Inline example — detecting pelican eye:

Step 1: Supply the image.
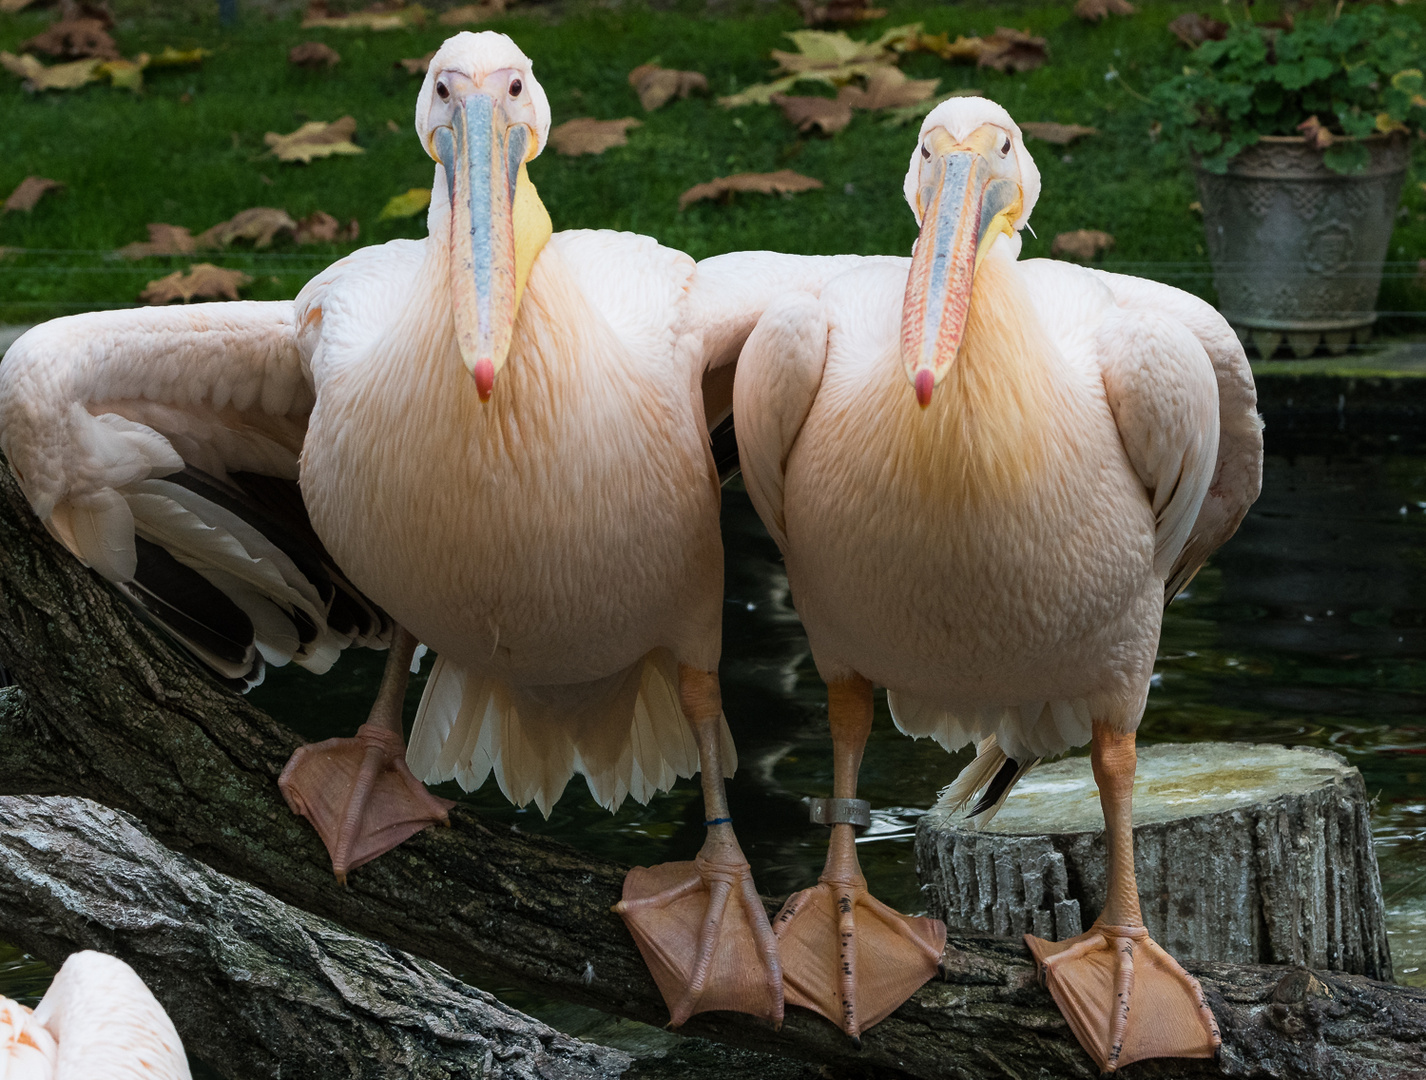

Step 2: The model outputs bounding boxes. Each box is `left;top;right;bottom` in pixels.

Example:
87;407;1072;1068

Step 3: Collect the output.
1001;137;1011;155
509;78;522;97
921;143;930;160
436;81;450;101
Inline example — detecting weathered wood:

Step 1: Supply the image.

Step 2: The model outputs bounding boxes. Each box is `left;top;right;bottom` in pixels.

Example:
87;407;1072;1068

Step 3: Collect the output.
0;793;631;1080
916;743;1393;981
0;463;1424;1078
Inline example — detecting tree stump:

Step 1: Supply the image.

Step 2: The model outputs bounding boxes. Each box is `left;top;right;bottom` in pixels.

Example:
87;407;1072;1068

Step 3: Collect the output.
915;743;1392;980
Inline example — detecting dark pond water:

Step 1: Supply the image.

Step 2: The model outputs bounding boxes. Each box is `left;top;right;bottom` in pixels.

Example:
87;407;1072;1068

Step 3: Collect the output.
3;410;1425;1048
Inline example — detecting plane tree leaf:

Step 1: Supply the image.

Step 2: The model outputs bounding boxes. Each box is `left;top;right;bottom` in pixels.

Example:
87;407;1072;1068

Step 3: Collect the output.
438;0;506;26
196;207;298;249
679;169;823;211
1;52;103;91
289;41;341;68
295;210;358;243
3;176;64;213
837;66;938;110
301;1;426;30
1051;229;1114;260
796;0;886;29
117;223;199;258
140;264;253;305
1168;12;1228;48
879;86;986;127
770;92;852;134
398;51;435;75
1020;121;1099;144
976;27;1048;73
147;46;211;67
1074;0;1136;22
379;187;431;219
264;116;364;163
547;117;641;156
20;17;119;61
628;63;707;111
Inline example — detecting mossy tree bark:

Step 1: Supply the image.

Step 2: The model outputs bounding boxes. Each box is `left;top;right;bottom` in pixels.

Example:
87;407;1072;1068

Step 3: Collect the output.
0;463;1422;1079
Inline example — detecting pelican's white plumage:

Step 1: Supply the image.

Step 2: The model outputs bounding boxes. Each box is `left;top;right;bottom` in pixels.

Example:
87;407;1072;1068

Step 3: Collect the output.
0;951;189;1079
734;97;1259;1058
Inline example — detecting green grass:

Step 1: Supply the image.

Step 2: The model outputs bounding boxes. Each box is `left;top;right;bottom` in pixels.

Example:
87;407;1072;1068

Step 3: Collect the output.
0;0;1423;324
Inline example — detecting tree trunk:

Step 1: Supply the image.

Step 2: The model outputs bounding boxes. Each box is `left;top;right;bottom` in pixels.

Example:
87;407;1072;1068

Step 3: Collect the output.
916;743;1393;980
0;464;1423;1079
0;793;632;1080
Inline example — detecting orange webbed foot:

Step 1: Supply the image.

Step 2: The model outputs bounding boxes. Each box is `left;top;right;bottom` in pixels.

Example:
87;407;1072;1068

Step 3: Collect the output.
615;854;784;1027
1026;923;1221;1074
279;722;456;883
773;878;945;1042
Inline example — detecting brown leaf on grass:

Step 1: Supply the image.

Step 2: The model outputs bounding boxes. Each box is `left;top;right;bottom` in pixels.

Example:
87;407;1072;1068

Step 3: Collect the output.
3;176;64;213
59;1;114;27
398;50;435;75
295;210;358;243
1020;121;1099;145
264;116;363;163
977;27;1047;73
1;51;103;91
117;223;198;258
1073;0;1136;22
1168;12;1228;48
20;18;119;60
0;0;44;11
548;117;642;156
770;93;852;134
140;263;253;305
196;207;298;249
438;0;505;26
837;66;938;110
628;64;708;111
679;169;823;211
1051;229;1114;261
795;0;886;27
301;0;425;30
289;41;341;68
1297;115;1334;150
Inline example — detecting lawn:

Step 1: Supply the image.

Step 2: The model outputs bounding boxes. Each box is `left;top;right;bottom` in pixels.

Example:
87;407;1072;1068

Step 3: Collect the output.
0;0;1423;328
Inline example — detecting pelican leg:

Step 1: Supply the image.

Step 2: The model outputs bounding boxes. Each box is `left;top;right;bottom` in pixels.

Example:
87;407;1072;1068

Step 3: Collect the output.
773;675;945;1043
279;628;455;883
1025;722;1221;1073
614;665;783;1027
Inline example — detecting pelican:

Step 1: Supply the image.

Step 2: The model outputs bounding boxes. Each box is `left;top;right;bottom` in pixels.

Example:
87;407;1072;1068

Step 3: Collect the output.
733;97;1261;1064
0;31;863;1026
0;951;189;1079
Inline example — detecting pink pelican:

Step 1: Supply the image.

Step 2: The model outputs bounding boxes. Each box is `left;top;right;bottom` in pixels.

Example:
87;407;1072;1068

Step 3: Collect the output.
0;31;861;1026
733;97;1261;1064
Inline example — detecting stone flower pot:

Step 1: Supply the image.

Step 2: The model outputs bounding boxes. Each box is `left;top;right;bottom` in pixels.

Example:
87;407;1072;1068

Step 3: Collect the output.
1194;134;1410;359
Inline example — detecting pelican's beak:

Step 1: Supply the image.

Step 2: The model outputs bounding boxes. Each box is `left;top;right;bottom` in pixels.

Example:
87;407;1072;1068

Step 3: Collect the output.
433;75;532;402
900;126;1021;408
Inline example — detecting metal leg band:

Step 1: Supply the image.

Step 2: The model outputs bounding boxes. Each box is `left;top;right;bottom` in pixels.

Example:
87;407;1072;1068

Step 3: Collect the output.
808;797;871;829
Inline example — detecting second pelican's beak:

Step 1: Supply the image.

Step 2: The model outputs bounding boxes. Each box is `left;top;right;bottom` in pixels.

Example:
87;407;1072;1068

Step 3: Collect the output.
433;76;532;402
900;126;1021;408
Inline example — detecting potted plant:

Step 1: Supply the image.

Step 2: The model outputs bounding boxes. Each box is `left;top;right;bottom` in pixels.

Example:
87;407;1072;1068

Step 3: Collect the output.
1153;3;1425;358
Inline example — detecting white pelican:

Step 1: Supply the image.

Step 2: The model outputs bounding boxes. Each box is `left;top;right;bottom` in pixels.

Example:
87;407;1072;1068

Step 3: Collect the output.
733;97;1261;1064
0;951;190;1079
0;31;863;1026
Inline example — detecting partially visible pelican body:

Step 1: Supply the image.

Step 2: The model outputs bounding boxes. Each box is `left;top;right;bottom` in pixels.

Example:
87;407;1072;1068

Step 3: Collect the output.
0;951;190;1079
734;98;1261;1064
0;32;863;1026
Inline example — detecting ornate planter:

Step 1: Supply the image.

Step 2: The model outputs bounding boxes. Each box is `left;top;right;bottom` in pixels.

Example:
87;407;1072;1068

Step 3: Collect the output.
1194;135;1409;358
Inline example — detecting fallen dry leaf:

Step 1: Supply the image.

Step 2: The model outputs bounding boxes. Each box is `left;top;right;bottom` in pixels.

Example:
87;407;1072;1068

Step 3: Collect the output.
679;169;823;211
295;210;358;243
97;54;144;91
1020;121;1099;145
1052;229;1114;261
301;0;425;30
438;0;505;25
837;66;938;110
117;223;199;258
1168;12;1228;48
772;28;891;76
265;116;363;163
770;93;852;134
4;176;64;213
977;27;1047;73
289;41;341;68
147;46;210;67
398;51;435;75
197;207;298;249
1297;115;1334;150
1;51;103;91
1073;0;1136;22
140;263;253;304
379;187;431;220
0;0;43;11
58;1;114;26
548;117;642;156
20;18;119;60
628;63;708;111
796;0;885;26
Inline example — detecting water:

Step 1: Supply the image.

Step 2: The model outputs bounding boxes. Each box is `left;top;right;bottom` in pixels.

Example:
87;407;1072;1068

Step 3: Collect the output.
3;415;1424;1037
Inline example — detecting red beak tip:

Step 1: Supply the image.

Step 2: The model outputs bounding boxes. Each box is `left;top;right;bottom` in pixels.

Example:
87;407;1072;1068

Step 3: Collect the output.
474;359;495;401
915;369;934;408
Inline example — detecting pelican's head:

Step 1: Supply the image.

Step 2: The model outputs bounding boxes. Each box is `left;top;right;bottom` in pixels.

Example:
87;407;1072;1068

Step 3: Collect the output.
899;98;1040;407
416;32;553;400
